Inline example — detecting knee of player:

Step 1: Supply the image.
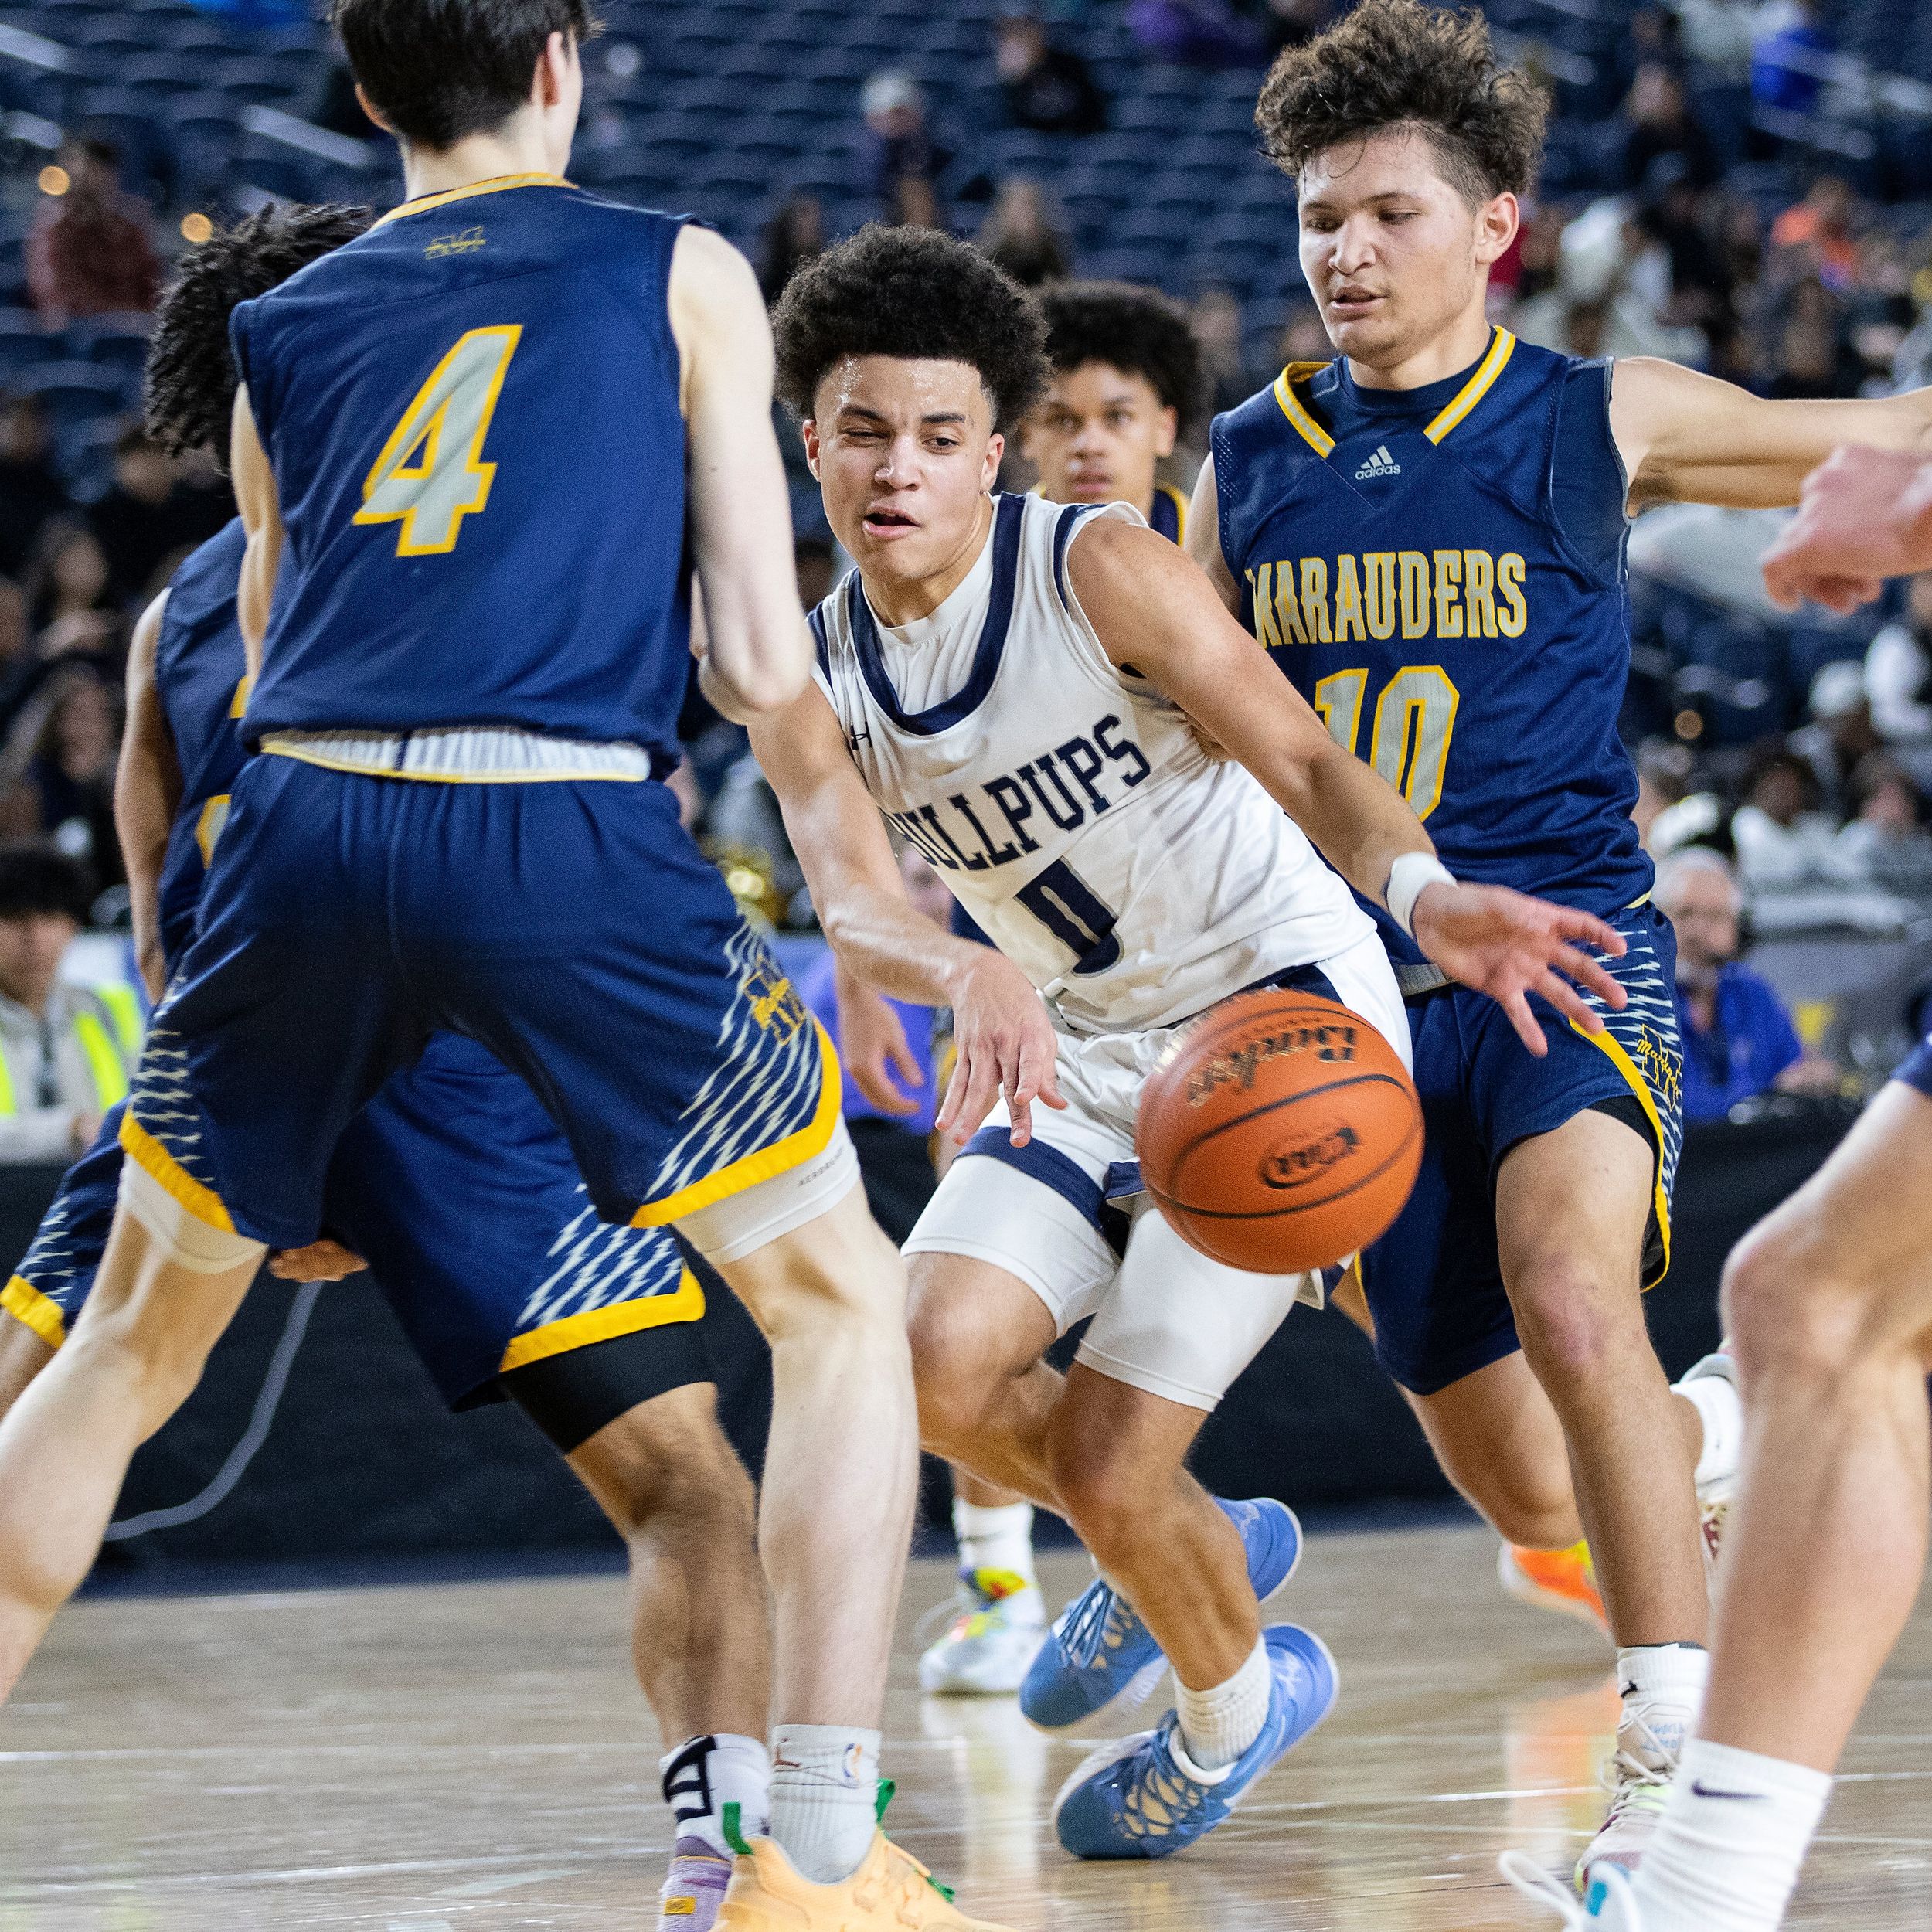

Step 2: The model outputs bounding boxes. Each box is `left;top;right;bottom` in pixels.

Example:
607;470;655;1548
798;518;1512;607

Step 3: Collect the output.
65;1306;209;1436
906;1288;1003;1450
1509;1262;1642;1389
1722;1223;1873;1384
1475;1480;1582;1552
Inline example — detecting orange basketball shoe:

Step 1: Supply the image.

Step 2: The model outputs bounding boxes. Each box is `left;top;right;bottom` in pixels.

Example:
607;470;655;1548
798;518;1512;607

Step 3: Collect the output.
1499;1539;1609;1639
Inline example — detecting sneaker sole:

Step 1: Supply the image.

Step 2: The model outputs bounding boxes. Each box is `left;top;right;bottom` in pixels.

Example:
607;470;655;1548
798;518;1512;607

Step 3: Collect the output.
1497;1543;1610;1638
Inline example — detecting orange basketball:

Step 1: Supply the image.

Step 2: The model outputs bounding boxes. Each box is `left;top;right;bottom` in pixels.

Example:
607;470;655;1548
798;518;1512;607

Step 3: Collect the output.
1136;989;1423;1274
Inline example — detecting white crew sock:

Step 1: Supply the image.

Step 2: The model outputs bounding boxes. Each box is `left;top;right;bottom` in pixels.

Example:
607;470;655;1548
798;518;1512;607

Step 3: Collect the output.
1175;1638;1272;1772
953;1498;1039;1590
1618;1642;1709;1766
1630;1737;1832;1932
768;1723;879;1885
1677;1359;1743;1493
660;1733;771;1857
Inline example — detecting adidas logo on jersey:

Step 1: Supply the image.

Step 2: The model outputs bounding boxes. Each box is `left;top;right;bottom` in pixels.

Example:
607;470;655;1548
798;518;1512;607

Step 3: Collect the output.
1354;444;1401;481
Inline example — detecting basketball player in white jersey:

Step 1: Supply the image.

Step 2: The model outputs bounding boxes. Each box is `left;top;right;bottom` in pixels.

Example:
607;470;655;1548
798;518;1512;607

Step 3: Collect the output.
753;224;1629;1860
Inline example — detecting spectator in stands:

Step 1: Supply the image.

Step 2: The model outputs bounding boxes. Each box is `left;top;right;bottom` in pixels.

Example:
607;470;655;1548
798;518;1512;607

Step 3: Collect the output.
89;427;230;609
1730;740;1838;892
0;397;72;582
22;525;124;674
1769;175;1858;291
26;137;162;329
1666;0;1757;81
1864;571;1932;764
5;670;124;891
1129;0;1264;68
1767;312;1854;400
798;845;951;1243
1790;658;1880;820
995;7;1108;137
1192;285;1261;414
1751;0;1831;118
1277;303;1332;366
976;179;1070;287
1833;753;1932;897
0;839;139;1162
759;194;825;306
1656;846;1838;1122
862;71;947;227
1621;63;1719;192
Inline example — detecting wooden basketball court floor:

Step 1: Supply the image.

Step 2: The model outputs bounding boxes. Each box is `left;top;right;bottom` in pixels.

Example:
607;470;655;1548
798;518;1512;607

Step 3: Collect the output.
2;1524;1928;1930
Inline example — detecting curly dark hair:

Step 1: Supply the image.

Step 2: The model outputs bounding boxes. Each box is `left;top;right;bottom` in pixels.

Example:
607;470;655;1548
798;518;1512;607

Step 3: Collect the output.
144;203;373;464
1036;281;1205;440
1255;0;1547;203
771;223;1049;434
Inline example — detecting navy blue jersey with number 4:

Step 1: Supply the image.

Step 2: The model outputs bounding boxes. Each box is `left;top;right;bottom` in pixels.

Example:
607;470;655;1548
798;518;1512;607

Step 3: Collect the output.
1213;328;1650;964
229;174;691;754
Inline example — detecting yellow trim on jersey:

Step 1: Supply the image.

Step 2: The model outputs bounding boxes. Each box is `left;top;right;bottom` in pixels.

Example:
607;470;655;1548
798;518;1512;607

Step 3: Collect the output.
2;1274;64;1348
631;1023;844;1228
229;675;252;719
260;743;647;785
373;172;575;228
1570;1019;1672;1285
119;1111;237;1235
1155;481;1189;544
498;1267;706;1375
1424;328;1516;444
1272;362;1335;457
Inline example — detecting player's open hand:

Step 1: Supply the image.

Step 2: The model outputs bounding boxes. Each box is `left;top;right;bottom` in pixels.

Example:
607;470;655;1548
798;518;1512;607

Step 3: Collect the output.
1762;444;1932;614
268;1239;369;1283
1410;883;1627;1058
937;948;1067;1149
833;971;924;1118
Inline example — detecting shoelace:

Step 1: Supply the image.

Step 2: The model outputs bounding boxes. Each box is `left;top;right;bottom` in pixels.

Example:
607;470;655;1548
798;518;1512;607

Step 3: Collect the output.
1498;1850;1592;1925
1056;1580;1139;1672
1598;1709;1676;1825
1118;1724;1216;1838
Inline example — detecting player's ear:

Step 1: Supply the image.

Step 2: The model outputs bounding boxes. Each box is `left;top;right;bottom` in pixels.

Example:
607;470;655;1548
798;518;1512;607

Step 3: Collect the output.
1473;190;1519;267
981;430;1005;494
1153;404;1179;461
352;83;393;138
533;30;575;110
801;418;821;480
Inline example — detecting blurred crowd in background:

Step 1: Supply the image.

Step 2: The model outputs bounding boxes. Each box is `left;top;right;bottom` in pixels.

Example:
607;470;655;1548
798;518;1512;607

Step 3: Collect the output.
6;0;1932;1124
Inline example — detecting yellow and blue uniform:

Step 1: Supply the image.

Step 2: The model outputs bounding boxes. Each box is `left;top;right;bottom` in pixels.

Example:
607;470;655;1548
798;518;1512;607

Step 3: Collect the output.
2;522;713;1447
120;176;836;1253
1148;480;1188;546
1213;330;1684;1396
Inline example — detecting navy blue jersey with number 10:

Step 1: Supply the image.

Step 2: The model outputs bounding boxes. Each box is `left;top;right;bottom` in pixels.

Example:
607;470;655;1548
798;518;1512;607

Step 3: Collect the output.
229;174;692;754
1212;328;1651;966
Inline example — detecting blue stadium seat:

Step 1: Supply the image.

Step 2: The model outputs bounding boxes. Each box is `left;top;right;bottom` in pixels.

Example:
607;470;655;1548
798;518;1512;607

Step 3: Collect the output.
70;315;151;379
0;309;57;383
16;360;128;428
213;56;296;104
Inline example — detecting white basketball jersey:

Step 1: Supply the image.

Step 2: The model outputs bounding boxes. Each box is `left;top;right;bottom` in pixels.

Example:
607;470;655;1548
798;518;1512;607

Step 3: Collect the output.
811;492;1374;1036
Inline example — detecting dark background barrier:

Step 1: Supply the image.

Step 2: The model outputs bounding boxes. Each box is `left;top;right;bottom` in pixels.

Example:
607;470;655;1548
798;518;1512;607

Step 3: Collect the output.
2;1104;1846;1579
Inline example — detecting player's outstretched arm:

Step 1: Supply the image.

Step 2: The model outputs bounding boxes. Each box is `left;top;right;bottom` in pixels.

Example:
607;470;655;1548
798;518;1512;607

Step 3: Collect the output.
1067;518;1628;1055
671;226;814;721
751;684;1064;1144
230;386;282;682
1760;444;1932;614
1611;356;1932;512
114;590;185;1002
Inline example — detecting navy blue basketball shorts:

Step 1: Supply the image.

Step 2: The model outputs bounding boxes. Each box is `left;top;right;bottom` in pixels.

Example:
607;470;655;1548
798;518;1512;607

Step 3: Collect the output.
1358;902;1685;1396
3;1037;716;1454
1895;1033;1932;1099
117;756;842;1253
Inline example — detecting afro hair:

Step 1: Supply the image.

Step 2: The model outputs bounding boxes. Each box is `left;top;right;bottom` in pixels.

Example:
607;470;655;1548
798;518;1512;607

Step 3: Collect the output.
144;202;373;464
771;223;1049;434
1036;280;1206;440
1256;0;1548;204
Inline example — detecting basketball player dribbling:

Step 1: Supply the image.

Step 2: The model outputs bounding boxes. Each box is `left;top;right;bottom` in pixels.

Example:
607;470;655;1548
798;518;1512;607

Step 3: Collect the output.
1505;455;1932;1929
756;222;1629;1861
1198;0;1932;1883
0;8;995;1927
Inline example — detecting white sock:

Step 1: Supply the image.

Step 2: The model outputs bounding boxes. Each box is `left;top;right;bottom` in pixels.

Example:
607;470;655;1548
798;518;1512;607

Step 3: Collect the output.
1677;1359;1743;1493
660;1733;770;1858
768;1723;879;1885
1175;1638;1272;1772
953;1498;1038;1590
1618;1643;1709;1765
1631;1737;1831;1932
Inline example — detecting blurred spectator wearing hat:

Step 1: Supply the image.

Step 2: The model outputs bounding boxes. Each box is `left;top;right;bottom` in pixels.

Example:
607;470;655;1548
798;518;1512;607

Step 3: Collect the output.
26;137;161;331
862;71;947;228
1656;847;1838;1123
996;8;1108;137
0;839;140;1162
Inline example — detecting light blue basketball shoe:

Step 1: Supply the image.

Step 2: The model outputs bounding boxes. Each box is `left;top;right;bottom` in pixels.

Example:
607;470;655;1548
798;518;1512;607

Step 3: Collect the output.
1051;1623;1338;1859
1019;1496;1302;1733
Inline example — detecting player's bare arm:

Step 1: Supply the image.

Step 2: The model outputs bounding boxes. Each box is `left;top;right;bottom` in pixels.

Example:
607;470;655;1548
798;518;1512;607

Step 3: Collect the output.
1068;515;1628;1055
1611;356;1932;512
671;224;815;722
750;684;1065;1146
230;385;282;682
114;590;182;1004
1185;454;1242;615
1761;444;1932;614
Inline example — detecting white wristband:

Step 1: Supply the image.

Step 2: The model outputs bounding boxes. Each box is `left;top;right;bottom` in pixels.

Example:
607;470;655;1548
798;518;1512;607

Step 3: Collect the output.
1386;852;1456;939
